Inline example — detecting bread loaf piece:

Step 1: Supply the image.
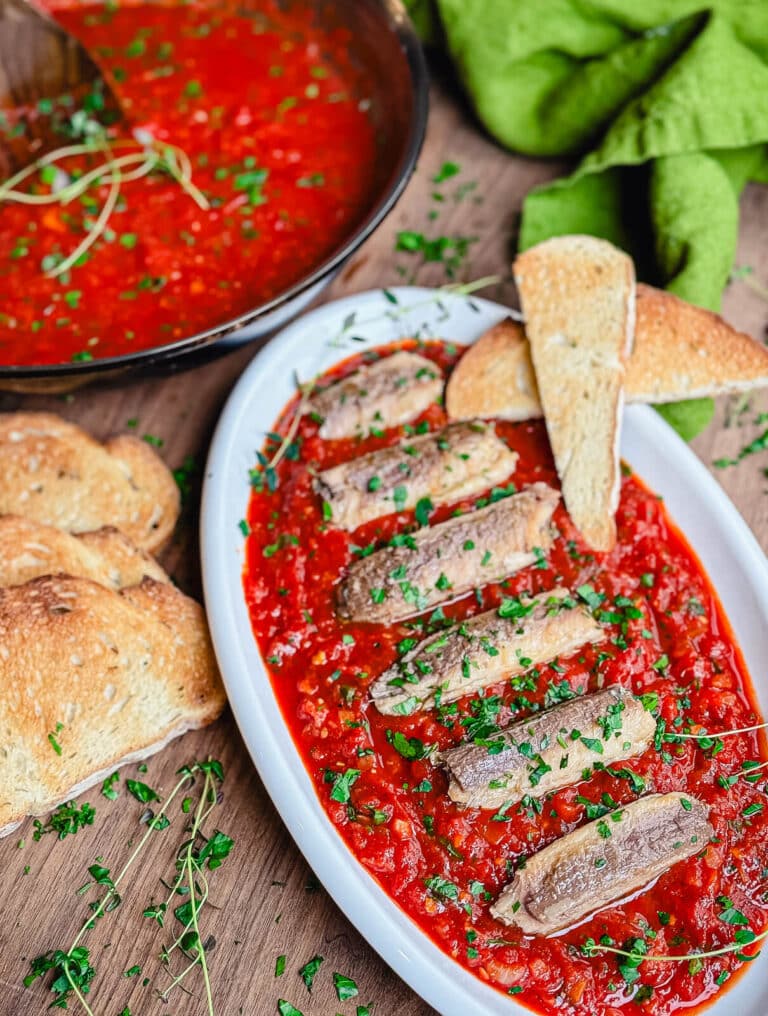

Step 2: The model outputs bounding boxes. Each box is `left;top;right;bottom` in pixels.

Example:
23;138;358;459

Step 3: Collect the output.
0;515;167;589
0;574;226;837
0;413;180;552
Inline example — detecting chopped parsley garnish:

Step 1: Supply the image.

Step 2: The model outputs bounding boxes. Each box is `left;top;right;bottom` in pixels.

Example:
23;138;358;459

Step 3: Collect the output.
333;972;359;1001
498;597;534;620
125;779;160;804
386;730;431;760
32;802;95;841
415;496;433;526
101;772;120;800
277;1002;304;1016
432;161;460;183
327;769;360;803
424;875;459;902
577;584;604;610
47;722;64;755
298;954;324;990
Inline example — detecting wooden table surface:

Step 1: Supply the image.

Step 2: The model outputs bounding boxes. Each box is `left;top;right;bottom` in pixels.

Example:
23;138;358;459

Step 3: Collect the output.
2;69;768;1016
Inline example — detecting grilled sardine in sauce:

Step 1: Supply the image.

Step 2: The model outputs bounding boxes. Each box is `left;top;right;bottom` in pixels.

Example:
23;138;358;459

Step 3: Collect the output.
337;482;559;624
370;587;604;714
315;421;518;531
308;350;444;440
439;686;655;809
492;793;713;935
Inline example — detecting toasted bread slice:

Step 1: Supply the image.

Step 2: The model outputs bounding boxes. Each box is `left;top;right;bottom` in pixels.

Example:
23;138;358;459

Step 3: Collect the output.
447;285;768;421
0;574;226;838
629;285;768;402
514;236;635;550
0;515;168;590
0;413;180;552
445;318;541;421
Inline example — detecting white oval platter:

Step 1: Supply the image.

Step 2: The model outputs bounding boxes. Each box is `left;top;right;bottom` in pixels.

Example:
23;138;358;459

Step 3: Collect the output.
201;286;768;1016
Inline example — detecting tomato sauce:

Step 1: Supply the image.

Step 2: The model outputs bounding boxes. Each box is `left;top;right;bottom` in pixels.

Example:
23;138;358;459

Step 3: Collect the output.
0;0;378;365
243;340;768;1015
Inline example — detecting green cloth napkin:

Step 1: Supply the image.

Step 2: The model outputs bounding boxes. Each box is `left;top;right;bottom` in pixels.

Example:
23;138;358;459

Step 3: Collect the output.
408;0;768;438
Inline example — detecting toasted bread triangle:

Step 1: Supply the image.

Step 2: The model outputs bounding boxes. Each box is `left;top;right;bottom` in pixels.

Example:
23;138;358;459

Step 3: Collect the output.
446;285;768;422
514;235;635;551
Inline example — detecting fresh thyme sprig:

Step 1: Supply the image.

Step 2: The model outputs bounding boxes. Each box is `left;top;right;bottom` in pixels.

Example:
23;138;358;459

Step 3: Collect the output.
24;759;229;1016
665;720;768;740
249;372;315;494
658;717;768;755
145;760;234;1012
327;275;511;350
584;925;767;970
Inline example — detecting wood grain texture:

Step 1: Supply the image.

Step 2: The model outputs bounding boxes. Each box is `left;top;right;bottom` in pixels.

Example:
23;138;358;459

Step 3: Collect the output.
0;70;767;1016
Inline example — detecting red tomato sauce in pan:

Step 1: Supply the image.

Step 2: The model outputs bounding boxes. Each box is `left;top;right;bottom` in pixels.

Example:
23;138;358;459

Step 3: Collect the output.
0;0;378;365
243;340;768;1015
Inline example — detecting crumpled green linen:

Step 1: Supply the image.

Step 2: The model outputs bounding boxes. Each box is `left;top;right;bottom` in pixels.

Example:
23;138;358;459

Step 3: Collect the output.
408;0;768;438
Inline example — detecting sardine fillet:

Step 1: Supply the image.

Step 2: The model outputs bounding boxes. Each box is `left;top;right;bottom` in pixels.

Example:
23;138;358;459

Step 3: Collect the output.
316;421;518;531
309;350;444;440
492;792;712;935
370;587;603;715
337;482;559;624
440;686;655;809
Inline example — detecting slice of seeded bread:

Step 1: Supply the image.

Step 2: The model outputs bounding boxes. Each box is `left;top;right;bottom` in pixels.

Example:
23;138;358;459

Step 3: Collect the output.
0;574;226;838
0;515;168;589
513;235;635;551
0;413;180;552
446;285;768;421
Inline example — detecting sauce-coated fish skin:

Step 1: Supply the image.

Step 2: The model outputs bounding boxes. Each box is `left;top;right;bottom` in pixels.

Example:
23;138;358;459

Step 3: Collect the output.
337;482;559;624
315;421;518;531
439;686;655;809
308;351;444;440
370;587;604;715
491;792;712;935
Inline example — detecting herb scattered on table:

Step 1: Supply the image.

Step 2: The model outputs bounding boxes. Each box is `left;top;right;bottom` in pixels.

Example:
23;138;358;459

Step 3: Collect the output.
32;801;95;842
125;778;160;803
395;229;477;282
101;772;120;800
333;972;359;1001
298;953;324;990
277;1001;304;1016
714;423;768;469
173;454;199;504
24;759;231;1016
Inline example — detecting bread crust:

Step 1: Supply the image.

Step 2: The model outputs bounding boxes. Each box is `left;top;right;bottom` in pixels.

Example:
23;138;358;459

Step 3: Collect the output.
0;413;180;552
